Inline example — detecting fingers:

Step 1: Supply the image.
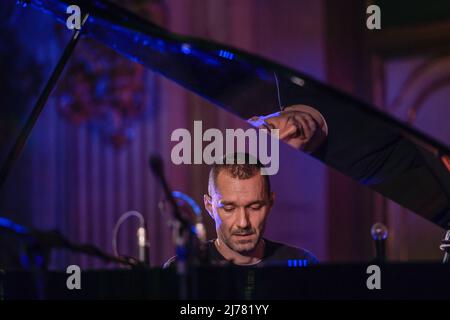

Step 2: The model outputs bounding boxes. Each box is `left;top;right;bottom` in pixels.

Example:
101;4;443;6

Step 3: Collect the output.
279;125;297;139
296;113;317;140
248;112;319;146
303;113;317;133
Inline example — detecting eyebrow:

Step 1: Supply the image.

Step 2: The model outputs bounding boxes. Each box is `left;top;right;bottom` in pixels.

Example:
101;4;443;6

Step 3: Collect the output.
246;200;267;207
219;200;267;207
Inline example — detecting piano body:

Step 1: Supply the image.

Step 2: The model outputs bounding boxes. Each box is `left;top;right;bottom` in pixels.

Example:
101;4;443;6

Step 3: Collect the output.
0;0;449;300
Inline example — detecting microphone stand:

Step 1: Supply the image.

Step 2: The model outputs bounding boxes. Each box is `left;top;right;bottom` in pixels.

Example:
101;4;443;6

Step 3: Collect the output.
149;155;194;300
0;217;140;299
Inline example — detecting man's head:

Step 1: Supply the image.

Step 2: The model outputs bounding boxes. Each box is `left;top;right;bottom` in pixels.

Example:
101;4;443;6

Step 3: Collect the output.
204;154;274;254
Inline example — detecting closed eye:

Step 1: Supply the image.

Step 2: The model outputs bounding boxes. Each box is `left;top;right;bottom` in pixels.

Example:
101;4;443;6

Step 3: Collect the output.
250;205;263;210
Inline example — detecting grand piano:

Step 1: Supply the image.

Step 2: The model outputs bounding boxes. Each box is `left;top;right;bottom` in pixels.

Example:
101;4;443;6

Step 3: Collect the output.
0;0;449;300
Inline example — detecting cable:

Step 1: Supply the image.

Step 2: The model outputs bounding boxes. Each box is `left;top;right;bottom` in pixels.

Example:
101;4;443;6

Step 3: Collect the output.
172;191;201;217
112;210;145;259
171;191;207;242
273;71;283;111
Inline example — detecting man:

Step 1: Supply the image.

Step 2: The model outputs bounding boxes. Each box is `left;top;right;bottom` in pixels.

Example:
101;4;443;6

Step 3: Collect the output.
164;153;317;268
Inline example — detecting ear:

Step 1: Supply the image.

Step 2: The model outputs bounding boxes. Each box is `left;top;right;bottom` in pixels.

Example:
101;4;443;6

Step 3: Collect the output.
204;194;214;219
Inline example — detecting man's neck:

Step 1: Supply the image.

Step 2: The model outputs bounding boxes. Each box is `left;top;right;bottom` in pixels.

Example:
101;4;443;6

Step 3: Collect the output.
214;238;265;266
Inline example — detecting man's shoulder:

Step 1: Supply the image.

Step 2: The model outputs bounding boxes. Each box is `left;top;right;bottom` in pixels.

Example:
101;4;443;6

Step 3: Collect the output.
163;239;318;268
264;239;318;266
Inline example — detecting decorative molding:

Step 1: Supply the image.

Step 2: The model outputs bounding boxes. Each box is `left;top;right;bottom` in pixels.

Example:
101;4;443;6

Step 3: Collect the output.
387;55;450;123
368;21;450;57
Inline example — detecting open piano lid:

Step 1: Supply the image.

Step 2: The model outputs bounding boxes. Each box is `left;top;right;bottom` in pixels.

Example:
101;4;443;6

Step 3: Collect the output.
24;0;450;227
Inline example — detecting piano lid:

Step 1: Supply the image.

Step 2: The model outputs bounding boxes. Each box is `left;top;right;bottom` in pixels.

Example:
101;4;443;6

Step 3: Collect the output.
24;0;450;227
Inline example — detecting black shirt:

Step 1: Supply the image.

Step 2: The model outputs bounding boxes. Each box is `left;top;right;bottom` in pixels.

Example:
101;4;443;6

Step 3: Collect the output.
163;238;318;268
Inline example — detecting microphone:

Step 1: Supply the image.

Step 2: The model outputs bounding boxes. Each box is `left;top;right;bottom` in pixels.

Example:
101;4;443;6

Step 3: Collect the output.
172;191;207;243
137;223;149;264
440;230;450;264
149;155;163;178
371;222;388;263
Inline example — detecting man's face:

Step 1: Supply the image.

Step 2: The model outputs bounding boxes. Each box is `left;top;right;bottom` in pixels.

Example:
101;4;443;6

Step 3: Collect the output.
248;109;319;151
204;171;274;253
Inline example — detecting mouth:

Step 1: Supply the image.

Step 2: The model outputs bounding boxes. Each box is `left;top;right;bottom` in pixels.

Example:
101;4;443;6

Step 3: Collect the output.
233;233;254;239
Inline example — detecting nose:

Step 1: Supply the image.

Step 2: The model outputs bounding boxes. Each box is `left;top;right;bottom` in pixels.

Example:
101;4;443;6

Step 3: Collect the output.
236;208;250;229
